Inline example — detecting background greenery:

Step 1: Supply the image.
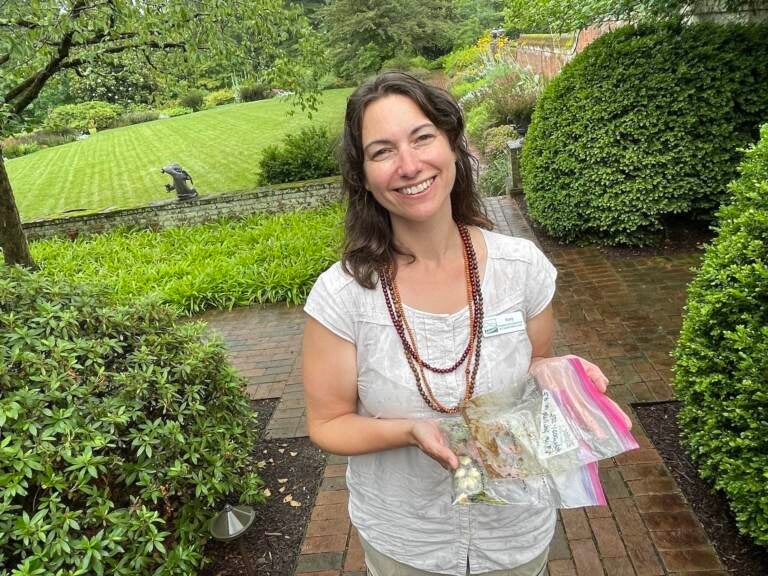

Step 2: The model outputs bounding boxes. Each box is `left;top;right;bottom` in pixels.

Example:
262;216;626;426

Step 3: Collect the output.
673;124;768;547
31;204;344;315
522;22;768;245
7;89;350;221
0;267;263;574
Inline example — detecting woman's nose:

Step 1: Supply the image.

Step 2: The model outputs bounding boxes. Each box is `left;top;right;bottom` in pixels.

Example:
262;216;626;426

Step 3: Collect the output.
397;147;422;178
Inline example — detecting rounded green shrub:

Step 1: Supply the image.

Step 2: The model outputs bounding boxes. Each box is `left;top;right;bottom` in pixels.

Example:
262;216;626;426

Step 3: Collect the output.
179;89;206;112
238;83;269;102
673;124;768;546
0;267;263;574
258;125;339;185
44;101;124;132
205;88;235;108
522;22;768;245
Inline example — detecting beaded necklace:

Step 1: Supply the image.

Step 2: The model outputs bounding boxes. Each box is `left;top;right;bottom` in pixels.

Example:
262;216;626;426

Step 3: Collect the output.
380;222;484;414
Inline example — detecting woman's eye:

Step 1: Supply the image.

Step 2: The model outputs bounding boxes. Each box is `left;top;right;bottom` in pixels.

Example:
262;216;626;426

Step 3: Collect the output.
415;133;435;145
371;148;392;160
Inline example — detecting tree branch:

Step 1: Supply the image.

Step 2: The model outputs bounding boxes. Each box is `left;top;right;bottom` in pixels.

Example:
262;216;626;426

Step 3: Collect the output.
60;40;187;70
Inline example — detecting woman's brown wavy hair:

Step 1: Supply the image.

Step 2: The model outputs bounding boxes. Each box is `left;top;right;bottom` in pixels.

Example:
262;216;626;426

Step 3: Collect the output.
340;71;492;289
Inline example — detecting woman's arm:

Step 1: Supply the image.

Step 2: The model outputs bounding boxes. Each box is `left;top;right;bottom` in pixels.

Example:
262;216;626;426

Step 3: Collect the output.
527;303;612;393
302;317;458;468
527;303;555;363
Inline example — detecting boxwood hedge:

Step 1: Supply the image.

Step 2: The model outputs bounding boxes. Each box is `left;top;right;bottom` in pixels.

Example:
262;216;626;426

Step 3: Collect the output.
673;124;768;546
522;22;768;245
0;268;264;574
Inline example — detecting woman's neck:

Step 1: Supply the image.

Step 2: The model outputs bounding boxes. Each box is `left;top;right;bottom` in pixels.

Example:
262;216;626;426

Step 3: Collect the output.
391;211;463;269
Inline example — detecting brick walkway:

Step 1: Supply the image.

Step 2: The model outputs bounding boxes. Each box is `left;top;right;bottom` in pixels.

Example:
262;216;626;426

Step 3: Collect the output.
203;196;723;576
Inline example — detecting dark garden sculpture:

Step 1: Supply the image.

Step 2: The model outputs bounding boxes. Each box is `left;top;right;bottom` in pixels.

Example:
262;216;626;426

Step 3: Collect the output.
161;163;198;200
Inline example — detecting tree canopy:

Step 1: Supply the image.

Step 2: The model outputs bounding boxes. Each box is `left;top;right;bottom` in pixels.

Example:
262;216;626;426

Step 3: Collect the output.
503;0;766;34
0;0;323;267
319;0;458;79
0;0;322;131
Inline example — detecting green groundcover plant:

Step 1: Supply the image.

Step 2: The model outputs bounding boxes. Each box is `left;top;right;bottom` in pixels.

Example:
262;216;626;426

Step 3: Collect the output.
0;266;264;575
673;124;768;546
522;22;768;246
32;204;344;315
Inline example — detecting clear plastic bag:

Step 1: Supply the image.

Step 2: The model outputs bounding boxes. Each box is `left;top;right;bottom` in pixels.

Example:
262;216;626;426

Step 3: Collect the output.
436;418;507;505
461;357;638;480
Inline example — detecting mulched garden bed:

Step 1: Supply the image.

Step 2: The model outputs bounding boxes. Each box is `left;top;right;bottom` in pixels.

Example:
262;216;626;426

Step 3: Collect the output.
201;399;327;576
514;195;714;256
634;401;768;575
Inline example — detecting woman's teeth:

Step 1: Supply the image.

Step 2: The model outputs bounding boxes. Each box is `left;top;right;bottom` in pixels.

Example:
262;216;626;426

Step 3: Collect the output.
399;177;434;196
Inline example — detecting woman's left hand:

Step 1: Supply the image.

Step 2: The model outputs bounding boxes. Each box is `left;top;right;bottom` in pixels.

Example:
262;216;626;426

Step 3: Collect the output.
576;356;609;392
532;355;632;430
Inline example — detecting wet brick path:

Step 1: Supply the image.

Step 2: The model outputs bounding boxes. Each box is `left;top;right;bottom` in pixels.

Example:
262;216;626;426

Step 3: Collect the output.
203;196;722;576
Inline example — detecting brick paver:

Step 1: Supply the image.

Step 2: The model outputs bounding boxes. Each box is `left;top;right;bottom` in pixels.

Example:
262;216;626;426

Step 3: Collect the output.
204;196;723;575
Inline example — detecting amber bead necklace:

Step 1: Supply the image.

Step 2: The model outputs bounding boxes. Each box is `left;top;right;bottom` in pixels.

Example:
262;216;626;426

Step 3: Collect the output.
380;222;484;414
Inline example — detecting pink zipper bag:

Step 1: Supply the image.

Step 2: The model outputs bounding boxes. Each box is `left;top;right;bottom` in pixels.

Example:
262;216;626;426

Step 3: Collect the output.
461;356;639;480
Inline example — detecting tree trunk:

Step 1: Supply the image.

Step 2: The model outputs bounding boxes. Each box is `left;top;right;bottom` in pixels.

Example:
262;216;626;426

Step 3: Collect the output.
0;148;36;269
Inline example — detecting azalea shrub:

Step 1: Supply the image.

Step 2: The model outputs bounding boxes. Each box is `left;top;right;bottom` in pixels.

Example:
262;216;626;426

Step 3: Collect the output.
0;267;264;574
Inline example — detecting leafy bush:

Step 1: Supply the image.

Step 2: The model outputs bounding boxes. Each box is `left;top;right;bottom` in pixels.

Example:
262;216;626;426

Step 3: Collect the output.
44;101;124;132
179;90;206;112
482;125;519;159
159;106;194;118
522;22;768;245
465;101;492;146
380;54;434;75
479;125;519;197
32;204;344;314
673;124;768;546
441;43;485;77
451;78;486;102
2;141;41;159
479;154;510;196
257;125;340;185
205;88;235;108
0;266;263;574
484;65;542;131
238;83;270;102
112;110;161;128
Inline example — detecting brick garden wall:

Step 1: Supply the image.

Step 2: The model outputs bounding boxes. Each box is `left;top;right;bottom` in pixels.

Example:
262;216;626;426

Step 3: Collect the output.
513;22;625;79
23;177;342;241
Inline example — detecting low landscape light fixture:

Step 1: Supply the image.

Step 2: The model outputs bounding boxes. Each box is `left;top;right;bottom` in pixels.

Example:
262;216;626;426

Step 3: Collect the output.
209;503;256;575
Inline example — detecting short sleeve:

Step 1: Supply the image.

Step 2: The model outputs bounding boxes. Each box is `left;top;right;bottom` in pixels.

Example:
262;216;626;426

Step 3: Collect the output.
304;265;355;343
524;243;557;318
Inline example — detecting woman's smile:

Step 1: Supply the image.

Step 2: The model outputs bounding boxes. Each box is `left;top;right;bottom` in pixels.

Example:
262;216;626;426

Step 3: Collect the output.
396;176;436;196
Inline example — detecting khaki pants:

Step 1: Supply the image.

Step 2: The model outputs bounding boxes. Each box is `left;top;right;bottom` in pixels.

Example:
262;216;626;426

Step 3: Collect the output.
360;537;549;576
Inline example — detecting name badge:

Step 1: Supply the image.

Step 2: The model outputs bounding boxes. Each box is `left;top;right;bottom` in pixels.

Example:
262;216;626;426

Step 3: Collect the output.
483;311;526;337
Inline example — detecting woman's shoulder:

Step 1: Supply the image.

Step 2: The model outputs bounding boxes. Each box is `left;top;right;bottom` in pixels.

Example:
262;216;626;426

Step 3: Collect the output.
482;228;544;265
311;261;374;305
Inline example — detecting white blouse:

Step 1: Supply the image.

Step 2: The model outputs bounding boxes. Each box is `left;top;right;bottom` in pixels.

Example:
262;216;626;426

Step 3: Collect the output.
304;229;559;575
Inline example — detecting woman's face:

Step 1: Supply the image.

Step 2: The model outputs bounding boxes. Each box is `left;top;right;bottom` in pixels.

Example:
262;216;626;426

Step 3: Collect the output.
361;94;456;225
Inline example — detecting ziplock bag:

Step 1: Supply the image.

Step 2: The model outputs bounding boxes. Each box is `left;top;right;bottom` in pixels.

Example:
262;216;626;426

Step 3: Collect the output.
438;413;608;507
437;417;560;507
436;417;508;505
462;356;638;480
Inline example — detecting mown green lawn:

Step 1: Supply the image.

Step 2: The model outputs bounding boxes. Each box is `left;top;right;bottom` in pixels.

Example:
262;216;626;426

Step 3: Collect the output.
8;88;352;222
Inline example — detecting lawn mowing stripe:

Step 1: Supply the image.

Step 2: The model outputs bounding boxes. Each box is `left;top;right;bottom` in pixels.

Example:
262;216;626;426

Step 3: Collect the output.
10;89;351;221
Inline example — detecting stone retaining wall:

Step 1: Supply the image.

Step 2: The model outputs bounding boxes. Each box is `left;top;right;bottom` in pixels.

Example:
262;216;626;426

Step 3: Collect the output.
23;177;342;241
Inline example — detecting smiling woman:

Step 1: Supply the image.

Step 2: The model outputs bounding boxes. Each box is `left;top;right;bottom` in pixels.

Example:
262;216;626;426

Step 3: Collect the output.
298;72;610;576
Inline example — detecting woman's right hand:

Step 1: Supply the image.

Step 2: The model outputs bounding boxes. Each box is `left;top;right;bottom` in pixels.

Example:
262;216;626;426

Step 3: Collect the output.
410;420;459;471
